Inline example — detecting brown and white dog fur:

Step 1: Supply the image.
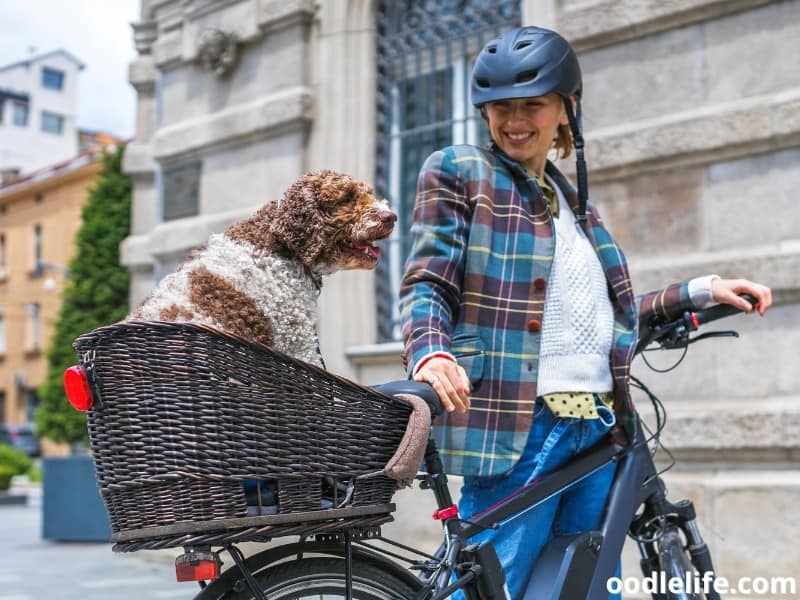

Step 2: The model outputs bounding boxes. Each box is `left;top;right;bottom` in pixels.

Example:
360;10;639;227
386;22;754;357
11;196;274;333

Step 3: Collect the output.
128;170;396;367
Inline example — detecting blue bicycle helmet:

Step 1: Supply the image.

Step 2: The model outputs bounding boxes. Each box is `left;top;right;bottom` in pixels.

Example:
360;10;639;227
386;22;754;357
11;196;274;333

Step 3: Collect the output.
471;27;590;221
471;26;582;107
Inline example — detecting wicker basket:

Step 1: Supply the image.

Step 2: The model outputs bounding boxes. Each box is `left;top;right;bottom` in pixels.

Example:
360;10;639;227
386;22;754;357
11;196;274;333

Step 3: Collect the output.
73;321;412;551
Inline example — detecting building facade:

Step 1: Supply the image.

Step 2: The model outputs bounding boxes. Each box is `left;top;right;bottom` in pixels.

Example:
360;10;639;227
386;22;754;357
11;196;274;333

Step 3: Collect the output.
0;150;106;455
124;0;799;585
0;50;84;177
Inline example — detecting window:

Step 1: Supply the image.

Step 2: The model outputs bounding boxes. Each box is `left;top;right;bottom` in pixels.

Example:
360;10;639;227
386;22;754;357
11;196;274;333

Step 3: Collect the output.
25;302;41;351
24;389;40;422
12;101;29;126
41;111;64;135
0;232;6;280
373;0;521;340
161;162;201;221
42;67;64;90
0;98;4;124
32;224;42;274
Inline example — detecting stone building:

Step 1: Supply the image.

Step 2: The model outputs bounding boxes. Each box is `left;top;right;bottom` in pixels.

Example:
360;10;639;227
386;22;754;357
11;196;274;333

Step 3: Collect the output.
124;0;799;588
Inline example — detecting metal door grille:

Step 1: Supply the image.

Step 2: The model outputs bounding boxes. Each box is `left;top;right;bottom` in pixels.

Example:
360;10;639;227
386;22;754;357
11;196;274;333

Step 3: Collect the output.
374;0;521;341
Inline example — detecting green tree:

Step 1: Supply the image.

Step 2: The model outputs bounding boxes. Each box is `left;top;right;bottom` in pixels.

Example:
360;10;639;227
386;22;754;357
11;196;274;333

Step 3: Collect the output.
36;147;131;447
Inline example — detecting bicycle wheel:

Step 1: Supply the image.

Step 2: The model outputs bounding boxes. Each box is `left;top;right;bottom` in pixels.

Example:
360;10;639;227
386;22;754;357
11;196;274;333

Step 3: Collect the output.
657;526;705;600
221;556;419;600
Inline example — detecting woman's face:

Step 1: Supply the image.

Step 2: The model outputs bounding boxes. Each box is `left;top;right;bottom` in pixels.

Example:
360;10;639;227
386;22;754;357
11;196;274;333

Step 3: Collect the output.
484;93;569;173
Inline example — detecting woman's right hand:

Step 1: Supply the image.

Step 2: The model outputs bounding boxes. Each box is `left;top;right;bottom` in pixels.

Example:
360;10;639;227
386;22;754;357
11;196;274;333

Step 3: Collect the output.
414;356;472;413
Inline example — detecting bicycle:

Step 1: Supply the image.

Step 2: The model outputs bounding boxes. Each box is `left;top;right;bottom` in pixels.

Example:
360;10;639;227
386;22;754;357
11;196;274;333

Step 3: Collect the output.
62;295;757;600
173;294;757;600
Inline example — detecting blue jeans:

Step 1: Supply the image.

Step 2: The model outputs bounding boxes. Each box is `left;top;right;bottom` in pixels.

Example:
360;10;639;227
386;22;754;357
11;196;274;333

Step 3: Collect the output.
457;396;621;600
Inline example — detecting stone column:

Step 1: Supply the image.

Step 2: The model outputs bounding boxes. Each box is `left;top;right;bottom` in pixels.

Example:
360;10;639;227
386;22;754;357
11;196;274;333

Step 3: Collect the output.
123;17;159;307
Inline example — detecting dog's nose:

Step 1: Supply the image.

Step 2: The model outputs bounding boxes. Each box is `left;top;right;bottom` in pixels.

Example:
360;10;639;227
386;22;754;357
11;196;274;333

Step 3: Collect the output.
379;210;397;225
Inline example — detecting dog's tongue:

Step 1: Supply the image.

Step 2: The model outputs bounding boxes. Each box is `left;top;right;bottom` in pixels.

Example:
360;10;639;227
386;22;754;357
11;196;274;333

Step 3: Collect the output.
354;242;381;259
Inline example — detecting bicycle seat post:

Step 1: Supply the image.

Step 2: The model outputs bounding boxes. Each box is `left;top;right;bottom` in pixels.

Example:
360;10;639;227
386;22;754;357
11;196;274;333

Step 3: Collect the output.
422;438;455;511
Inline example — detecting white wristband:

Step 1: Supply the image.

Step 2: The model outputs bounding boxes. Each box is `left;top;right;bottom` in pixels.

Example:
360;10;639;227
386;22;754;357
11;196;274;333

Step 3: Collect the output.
688;274;720;309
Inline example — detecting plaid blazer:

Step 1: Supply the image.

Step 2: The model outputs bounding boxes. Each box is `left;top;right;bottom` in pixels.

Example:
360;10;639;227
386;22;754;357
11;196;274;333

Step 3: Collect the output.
400;144;697;477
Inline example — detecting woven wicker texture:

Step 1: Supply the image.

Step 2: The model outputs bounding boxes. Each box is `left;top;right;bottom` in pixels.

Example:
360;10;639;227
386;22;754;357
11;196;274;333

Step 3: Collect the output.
73;321;411;549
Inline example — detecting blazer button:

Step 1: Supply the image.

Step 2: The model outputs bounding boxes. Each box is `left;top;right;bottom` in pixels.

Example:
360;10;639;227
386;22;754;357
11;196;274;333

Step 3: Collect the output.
533;277;546;290
527;319;541;332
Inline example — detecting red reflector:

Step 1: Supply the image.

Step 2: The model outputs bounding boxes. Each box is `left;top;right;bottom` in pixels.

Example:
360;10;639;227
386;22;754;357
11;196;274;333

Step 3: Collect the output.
63;366;94;411
175;551;221;582
690;312;701;329
433;505;459;521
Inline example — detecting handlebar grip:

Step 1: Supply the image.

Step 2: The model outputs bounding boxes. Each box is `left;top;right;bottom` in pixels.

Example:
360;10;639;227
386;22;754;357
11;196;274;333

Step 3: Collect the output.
692;293;757;326
371;380;444;418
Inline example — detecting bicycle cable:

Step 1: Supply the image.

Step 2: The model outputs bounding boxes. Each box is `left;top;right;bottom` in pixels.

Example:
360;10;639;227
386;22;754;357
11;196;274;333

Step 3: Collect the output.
630;374;676;479
640;342;689;373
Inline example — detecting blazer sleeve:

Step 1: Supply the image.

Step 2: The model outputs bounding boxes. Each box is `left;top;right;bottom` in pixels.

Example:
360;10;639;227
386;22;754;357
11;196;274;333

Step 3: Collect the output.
635;281;697;333
399;149;473;374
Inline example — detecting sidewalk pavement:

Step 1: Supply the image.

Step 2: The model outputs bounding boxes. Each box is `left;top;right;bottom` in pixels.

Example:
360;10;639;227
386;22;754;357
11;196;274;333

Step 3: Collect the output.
0;483;197;599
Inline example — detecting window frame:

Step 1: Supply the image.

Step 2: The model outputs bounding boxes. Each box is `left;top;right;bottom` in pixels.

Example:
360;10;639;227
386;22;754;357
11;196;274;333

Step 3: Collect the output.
25;302;41;352
41;66;65;91
32;223;43;274
0;232;6;281
41;110;65;135
12;100;29;127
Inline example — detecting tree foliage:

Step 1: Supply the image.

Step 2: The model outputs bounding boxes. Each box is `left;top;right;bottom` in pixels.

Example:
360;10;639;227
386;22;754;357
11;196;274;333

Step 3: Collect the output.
36;147;132;446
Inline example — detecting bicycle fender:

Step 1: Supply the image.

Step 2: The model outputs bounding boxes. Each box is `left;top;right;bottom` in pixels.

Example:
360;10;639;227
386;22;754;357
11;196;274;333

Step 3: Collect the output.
192;540;421;599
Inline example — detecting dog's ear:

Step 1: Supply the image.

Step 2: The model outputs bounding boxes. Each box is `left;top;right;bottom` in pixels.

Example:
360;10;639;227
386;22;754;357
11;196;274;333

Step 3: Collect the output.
268;178;326;266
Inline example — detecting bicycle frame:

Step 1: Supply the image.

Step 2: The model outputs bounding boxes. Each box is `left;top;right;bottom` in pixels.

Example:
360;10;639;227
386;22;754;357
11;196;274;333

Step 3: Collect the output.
415;413;719;600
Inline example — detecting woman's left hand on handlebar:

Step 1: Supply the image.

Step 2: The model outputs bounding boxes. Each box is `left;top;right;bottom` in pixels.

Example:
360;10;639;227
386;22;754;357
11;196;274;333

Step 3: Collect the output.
711;278;772;315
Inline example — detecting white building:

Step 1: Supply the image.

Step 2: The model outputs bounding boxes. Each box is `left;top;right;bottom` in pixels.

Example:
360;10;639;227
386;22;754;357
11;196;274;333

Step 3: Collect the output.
0;50;84;177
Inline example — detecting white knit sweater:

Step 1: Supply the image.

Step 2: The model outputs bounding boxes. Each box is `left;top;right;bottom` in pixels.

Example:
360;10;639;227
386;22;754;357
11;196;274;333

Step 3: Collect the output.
536;174;615;396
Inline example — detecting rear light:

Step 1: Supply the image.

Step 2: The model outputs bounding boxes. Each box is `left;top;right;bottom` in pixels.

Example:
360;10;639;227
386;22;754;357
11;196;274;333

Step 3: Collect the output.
433;504;459;521
175;550;221;582
63;366;94;411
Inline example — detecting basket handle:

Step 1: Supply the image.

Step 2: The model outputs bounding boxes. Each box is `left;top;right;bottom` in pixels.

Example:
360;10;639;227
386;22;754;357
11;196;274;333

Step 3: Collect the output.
380;393;431;483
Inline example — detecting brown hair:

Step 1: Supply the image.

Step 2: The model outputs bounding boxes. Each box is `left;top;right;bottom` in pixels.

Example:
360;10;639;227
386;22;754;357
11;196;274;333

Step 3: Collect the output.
553;123;573;159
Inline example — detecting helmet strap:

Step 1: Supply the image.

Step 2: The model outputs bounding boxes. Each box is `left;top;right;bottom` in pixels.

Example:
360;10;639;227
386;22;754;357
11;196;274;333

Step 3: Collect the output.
563;98;588;222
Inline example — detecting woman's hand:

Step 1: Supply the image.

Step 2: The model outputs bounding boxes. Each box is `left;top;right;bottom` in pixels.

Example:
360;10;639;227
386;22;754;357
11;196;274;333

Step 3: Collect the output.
414;356;472;413
711;278;772;316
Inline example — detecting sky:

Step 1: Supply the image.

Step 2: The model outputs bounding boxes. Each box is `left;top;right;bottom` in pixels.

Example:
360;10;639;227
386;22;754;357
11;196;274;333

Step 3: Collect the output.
0;0;141;139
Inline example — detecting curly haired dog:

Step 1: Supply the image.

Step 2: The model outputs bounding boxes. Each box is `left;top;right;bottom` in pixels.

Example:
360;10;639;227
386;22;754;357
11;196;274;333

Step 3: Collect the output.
129;170;396;367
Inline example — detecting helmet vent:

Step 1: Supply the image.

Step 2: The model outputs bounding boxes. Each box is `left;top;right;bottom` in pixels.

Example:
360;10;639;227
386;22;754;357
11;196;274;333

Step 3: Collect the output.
475;77;490;88
516;70;538;83
487;45;498;54
514;41;532;51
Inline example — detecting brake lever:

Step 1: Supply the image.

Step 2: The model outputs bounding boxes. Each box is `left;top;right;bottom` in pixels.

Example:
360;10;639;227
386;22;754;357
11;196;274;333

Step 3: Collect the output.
686;330;739;345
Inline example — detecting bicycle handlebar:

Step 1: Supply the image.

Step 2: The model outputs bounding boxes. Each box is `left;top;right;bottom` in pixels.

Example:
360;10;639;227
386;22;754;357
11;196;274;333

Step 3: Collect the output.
636;293;757;355
692;293;757;326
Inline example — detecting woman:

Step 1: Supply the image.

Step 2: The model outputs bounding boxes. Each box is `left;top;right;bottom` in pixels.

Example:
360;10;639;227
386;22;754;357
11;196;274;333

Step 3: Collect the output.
399;26;772;599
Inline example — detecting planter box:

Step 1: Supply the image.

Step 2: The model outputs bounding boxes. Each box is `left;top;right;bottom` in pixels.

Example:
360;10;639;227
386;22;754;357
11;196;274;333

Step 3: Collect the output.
42;456;111;541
